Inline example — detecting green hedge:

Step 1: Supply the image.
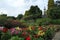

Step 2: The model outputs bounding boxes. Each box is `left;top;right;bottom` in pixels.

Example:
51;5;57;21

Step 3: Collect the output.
36;18;51;26
50;19;60;24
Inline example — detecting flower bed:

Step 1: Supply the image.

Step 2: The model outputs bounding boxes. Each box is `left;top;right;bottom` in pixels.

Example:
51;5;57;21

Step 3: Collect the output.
0;26;55;40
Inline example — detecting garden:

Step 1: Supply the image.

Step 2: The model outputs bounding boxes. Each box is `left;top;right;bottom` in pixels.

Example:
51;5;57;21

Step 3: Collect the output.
0;25;58;40
0;0;60;40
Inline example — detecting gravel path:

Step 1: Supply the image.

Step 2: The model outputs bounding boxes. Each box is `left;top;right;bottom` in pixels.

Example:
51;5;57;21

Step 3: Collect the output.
52;31;60;40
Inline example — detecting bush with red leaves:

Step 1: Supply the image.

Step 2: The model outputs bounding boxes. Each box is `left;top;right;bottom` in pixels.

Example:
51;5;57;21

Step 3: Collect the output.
4;20;27;29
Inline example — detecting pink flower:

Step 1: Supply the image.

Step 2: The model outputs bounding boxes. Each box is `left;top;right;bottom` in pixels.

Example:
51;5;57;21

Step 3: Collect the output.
10;28;15;34
15;30;19;34
0;27;4;31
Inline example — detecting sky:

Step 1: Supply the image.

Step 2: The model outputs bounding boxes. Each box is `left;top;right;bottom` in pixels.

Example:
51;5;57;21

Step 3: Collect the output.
0;0;57;17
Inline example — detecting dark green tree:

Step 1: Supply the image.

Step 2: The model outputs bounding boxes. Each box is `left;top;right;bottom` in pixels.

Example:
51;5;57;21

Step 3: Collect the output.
0;14;7;26
24;5;42;20
7;16;16;20
17;14;23;20
47;7;60;19
24;11;29;16
0;14;7;17
47;0;60;19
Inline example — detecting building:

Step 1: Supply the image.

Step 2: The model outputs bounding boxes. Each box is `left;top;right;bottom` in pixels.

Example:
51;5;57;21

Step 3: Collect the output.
56;0;60;6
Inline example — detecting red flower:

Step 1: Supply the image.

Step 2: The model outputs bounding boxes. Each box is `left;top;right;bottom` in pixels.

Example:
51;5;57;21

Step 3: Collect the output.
38;27;43;30
3;28;8;33
25;36;31;40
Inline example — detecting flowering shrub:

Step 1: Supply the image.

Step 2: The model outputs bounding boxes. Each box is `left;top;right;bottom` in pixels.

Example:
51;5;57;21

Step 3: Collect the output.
0;26;55;40
4;20;27;29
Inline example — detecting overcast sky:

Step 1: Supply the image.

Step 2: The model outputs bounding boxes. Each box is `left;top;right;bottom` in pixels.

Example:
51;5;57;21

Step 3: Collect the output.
0;0;57;17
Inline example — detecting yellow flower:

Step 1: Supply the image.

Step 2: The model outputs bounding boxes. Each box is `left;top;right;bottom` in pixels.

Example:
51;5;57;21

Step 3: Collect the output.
38;30;45;36
28;26;32;30
15;27;20;30
40;32;45;36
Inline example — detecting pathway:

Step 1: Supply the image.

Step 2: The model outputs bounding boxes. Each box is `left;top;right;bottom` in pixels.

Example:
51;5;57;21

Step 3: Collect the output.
52;31;60;40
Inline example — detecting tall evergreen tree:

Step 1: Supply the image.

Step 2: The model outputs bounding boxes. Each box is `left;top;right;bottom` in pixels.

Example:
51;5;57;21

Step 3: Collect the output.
47;0;60;19
47;0;55;18
48;0;54;9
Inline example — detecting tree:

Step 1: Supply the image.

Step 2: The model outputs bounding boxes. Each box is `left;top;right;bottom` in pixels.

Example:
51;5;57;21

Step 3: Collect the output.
47;0;56;18
47;7;60;19
47;0;60;19
24;11;29;16
48;0;54;9
0;15;7;26
24;5;42;20
7;16;16;20
17;14;23;20
0;14;7;17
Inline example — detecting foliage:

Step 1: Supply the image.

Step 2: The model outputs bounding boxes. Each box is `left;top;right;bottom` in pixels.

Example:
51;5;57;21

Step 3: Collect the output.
0;25;56;40
10;36;20;40
36;18;51;26
4;20;27;28
0;15;7;26
47;0;60;19
0;14;7;17
44;28;55;40
7;16;16;20
47;0;55;19
24;5;42;20
47;7;60;19
17;14;23;20
10;36;25;40
50;19;60;24
48;0;54;9
1;31;11;40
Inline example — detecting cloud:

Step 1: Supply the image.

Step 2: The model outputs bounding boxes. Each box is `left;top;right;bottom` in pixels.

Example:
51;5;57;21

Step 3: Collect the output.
3;0;25;7
0;8;8;14
0;0;48;17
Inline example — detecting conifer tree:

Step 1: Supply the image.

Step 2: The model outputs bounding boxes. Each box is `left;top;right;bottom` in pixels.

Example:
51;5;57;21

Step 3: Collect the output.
48;0;54;9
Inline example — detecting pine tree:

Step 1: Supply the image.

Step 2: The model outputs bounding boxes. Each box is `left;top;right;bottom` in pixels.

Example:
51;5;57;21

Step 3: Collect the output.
48;0;54;9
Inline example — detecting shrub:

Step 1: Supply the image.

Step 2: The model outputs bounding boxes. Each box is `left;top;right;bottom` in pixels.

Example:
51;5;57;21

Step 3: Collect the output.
36;18;51;26
47;7;60;19
10;36;25;40
4;20;27;29
44;28;55;40
50;19;60;24
1;31;11;40
10;36;19;40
